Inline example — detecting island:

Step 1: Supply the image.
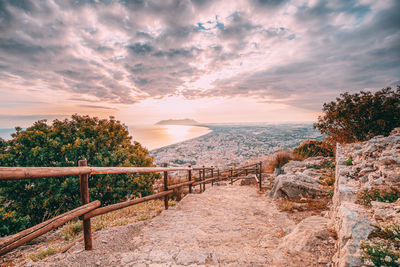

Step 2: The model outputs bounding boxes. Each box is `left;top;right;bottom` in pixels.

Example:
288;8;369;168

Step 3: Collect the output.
155;119;199;126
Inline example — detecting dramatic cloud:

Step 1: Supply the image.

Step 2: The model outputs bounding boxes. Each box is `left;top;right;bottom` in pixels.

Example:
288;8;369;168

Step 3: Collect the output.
0;0;399;120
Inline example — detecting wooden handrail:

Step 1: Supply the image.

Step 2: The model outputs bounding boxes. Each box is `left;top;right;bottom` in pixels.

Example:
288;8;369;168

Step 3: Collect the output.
0;166;193;180
83;191;173;220
0;201;100;256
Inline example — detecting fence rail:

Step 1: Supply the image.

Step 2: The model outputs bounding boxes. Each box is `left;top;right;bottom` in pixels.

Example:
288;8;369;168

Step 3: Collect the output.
0;161;263;256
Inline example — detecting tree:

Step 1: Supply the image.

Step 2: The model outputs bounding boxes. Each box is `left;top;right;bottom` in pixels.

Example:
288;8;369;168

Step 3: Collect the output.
314;86;400;144
0;115;160;236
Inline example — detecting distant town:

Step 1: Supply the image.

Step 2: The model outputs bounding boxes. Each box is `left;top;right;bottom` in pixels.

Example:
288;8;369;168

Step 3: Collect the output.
151;124;323;168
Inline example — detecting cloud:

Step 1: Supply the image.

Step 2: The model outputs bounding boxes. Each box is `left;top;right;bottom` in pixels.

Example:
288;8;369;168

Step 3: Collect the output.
78;104;118;110
0;0;398;113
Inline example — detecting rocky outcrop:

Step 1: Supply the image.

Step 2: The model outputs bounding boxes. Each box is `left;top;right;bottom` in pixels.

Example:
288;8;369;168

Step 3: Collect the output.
272;216;335;266
331;128;400;267
278;216;330;252
267;156;333;199
283;156;332;179
269;173;326;199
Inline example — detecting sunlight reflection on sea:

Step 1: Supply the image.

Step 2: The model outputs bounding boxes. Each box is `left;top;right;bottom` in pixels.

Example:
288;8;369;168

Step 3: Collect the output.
128;125;211;151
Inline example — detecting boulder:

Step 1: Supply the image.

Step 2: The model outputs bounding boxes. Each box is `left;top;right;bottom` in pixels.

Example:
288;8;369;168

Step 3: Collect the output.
240;175;257;185
269;173;326;199
332;203;377;267
278;216;330;252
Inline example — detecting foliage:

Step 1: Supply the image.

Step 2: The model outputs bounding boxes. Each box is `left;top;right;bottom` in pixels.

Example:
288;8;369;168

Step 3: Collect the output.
314;86;400;144
357;187;400;206
360;222;400;266
321;174;335;186
307;159;335;170
293;139;334;159
0;115;160;236
0;206;30;236
343;157;353;166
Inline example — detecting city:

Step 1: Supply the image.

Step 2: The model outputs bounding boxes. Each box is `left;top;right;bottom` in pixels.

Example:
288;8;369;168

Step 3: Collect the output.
151;123;323;168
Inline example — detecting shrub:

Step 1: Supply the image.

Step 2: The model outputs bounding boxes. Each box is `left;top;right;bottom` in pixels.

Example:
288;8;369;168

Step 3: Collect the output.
0;206;30;235
343;157;353;166
293;139;334;159
264;151;292;173
357;186;400;206
360;222;400;266
0;115;160;236
314;86;400;144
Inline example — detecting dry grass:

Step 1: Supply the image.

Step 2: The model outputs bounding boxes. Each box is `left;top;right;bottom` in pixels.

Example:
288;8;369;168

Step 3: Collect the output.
264;151;293;173
277;197;330;213
167;175;186;201
29;247;57;262
321;174;335;186
61;199;178;241
278;200;297;212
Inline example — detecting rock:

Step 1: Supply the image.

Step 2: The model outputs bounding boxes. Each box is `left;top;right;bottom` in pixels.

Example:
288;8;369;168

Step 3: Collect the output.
240;175;257;185
372;200;400;221
269;173;326;199
390;127;400;136
278;216;330;253
332;204;377;267
331;137;400;267
320;211;329;218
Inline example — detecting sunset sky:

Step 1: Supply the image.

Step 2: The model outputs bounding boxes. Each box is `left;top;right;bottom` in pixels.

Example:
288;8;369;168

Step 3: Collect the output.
0;0;399;127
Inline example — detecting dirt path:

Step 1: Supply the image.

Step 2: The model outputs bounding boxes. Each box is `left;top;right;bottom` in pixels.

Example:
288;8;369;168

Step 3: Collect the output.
34;184;313;266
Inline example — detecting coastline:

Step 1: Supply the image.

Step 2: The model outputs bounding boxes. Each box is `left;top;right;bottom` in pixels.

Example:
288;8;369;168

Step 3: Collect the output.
149;125;213;152
128;124;213;151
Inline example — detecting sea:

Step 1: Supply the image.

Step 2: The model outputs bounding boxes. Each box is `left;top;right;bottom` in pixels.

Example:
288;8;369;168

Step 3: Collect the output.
128;125;211;151
0;125;212;151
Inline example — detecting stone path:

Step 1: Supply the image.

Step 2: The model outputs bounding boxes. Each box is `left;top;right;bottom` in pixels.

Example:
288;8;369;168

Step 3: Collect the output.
35;184;304;267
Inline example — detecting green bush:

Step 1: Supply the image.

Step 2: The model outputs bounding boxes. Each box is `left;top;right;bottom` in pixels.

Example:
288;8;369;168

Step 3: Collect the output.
314;86;400;144
343;157;353;166
0;206;30;235
0;115;160;236
357;187;400;206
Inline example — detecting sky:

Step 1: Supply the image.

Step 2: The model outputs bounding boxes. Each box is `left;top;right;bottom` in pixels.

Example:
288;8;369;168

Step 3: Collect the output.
0;0;399;127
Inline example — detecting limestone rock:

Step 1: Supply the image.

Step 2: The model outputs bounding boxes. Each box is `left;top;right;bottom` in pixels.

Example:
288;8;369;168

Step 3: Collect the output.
269;173;326;199
331;130;400;267
278;216;330;252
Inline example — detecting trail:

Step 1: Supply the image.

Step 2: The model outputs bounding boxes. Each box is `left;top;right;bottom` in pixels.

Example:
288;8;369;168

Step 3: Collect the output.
35;184;326;267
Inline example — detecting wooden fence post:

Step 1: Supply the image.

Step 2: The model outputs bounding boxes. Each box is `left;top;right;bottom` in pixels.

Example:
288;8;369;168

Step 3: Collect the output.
217;169;220;182
258;161;262;191
78;159;93;250
188;165;192;194
211;167;214;186
202;165;205;192
163;163;169;209
230;168;233;184
198;169;202;193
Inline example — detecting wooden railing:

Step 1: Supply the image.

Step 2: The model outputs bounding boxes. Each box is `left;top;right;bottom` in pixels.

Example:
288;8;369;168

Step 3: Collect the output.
0;161;263;256
228;162;263;190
